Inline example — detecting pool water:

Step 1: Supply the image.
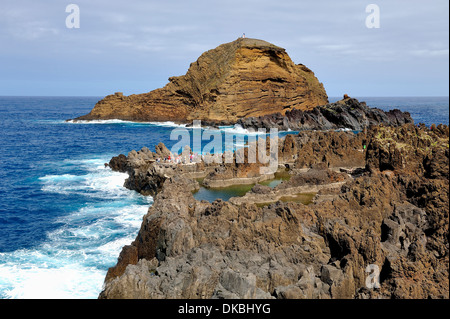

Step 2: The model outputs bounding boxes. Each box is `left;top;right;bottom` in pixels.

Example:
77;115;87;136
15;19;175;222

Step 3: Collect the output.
192;172;291;202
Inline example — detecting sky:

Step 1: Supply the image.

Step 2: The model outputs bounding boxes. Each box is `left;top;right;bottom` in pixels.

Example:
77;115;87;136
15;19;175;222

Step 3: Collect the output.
0;0;448;97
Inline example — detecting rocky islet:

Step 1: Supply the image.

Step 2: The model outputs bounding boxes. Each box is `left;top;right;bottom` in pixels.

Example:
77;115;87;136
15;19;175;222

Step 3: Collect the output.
72;38;329;124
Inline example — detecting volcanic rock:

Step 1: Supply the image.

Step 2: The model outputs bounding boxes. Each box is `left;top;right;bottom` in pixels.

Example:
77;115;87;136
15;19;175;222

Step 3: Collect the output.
99;124;448;299
237;97;414;131
72;38;328;123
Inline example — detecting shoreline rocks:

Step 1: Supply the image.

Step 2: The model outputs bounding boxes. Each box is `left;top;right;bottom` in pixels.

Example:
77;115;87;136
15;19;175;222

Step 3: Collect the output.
99;123;449;299
236;97;413;131
107;128;368;196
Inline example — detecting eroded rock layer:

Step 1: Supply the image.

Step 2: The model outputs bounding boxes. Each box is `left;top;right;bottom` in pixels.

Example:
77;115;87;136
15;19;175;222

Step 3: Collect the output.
73;38;328;123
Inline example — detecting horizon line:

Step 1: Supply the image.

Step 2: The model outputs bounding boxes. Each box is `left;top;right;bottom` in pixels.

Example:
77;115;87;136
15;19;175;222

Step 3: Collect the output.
0;95;448;98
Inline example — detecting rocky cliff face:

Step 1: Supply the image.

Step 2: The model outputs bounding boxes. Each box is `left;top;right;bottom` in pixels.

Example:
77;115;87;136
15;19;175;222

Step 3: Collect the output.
99;124;449;299
72;38;328;123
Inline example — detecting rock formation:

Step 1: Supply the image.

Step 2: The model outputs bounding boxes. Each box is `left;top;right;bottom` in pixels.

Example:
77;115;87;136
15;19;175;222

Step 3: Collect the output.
71;38;328;123
70;39;413;134
236;97;413;131
107;128;367;196
99;123;449;299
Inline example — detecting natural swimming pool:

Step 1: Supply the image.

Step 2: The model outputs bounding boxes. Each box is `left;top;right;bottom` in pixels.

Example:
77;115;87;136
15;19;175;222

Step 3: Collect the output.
192;170;316;205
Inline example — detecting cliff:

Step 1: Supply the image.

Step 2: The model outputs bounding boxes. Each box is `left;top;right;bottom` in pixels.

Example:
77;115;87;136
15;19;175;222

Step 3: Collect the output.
72;38;328;123
99;124;449;299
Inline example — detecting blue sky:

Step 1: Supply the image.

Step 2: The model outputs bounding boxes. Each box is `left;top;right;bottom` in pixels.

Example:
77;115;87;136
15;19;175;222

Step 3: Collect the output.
0;0;448;97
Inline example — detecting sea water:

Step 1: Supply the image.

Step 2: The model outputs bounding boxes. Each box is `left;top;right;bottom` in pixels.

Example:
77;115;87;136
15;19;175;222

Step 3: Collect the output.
0;96;448;298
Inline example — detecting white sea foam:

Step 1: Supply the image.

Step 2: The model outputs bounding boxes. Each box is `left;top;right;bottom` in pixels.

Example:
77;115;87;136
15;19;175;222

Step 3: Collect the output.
39;164;129;199
54;118;298;135
0;157;151;299
65;119;137;124
64;119;187;128
150;121;187;128
335;127;353;132
0;263;105;299
219;124;266;136
96;235;138;256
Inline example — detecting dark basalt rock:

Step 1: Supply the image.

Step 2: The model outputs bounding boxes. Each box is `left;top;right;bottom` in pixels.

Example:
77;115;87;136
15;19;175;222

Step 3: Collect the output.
236;98;414;131
108;154;129;173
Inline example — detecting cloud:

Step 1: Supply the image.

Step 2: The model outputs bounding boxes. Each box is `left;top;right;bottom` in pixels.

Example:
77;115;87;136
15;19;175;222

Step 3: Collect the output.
0;3;59;40
410;49;449;57
0;0;448;96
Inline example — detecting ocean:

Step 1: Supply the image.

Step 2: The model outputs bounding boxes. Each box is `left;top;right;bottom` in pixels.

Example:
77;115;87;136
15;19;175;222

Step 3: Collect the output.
0;96;448;299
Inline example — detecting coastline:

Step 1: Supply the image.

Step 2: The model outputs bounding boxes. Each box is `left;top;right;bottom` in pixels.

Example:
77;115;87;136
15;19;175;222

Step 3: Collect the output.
99;122;449;299
0;96;448;299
